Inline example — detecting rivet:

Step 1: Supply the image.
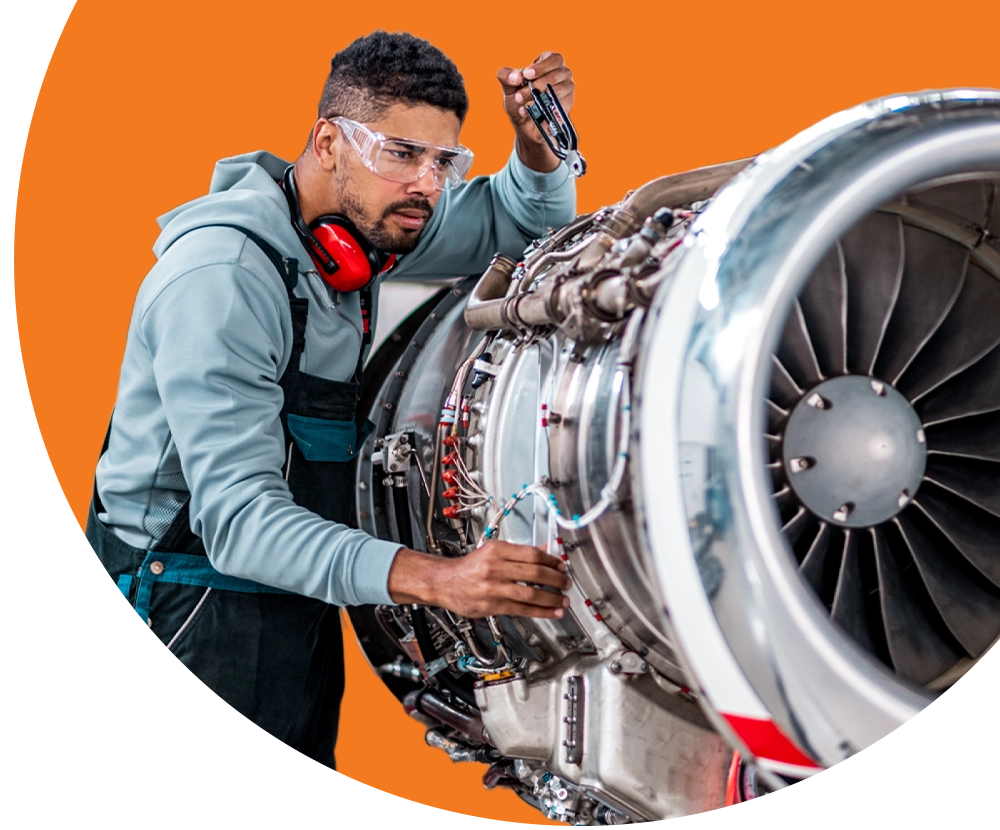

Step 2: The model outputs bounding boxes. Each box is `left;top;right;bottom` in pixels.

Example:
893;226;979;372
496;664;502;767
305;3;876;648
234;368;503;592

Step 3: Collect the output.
149;561;165;576
832;503;853;523
870;380;886;396
789;457;812;473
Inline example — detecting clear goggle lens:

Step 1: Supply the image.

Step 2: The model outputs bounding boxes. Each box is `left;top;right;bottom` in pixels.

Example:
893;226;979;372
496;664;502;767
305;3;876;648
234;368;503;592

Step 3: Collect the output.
332;116;473;191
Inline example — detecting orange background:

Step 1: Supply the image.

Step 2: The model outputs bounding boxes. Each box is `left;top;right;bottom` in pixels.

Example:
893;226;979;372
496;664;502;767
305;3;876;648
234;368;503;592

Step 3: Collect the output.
14;0;1000;823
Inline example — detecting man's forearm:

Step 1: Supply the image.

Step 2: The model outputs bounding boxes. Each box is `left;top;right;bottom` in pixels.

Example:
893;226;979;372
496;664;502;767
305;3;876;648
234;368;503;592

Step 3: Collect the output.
515;132;561;173
386;547;443;606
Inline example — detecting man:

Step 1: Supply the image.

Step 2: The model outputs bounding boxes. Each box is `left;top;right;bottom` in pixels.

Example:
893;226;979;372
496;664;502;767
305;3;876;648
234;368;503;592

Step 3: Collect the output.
86;31;577;768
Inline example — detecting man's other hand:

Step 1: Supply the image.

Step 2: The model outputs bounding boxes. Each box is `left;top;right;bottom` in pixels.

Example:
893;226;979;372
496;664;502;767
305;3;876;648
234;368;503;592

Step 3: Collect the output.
388;542;572;619
497;51;575;173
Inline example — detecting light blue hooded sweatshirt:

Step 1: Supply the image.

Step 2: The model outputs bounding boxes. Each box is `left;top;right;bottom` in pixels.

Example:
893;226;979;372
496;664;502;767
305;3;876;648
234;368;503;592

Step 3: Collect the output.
96;149;575;607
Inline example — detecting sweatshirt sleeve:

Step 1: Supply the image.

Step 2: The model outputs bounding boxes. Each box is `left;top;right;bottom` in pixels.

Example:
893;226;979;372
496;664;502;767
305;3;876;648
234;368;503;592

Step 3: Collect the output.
390;147;577;281
140;246;401;606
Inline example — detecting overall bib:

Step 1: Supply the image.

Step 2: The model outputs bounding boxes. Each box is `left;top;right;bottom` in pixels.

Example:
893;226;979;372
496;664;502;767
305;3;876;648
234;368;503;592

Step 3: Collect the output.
86;226;373;769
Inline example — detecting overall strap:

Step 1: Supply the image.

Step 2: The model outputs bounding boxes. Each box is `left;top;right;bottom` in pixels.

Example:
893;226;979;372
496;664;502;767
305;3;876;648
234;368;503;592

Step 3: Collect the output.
150;223;307;554
167;223;310;372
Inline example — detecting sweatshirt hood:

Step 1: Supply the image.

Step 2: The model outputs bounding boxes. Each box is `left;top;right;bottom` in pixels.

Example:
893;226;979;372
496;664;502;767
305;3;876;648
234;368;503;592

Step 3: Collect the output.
154;151;309;263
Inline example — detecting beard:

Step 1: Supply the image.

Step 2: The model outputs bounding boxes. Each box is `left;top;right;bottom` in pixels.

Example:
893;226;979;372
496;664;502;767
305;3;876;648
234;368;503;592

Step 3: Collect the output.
338;188;434;255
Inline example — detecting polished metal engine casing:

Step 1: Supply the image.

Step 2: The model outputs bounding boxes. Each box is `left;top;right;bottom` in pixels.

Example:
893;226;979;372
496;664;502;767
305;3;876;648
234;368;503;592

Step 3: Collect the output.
353;89;1000;823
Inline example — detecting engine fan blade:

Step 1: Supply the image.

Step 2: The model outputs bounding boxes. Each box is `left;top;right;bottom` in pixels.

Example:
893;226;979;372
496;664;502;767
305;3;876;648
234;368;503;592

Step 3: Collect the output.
775;300;824;389
896;262;1000;402
765;432;783;464
872;227;970;384
926;410;1000;463
842;212;904;375
909;179;995;230
872;526;963;686
913;487;1000;588
798;241;848;377
782;506;811;547
988;181;1000;239
830;531;877;654
769;355;803;410
799;522;832;598
895;511;1000;658
923;456;1000;519
916;342;1000;426
766;399;789;435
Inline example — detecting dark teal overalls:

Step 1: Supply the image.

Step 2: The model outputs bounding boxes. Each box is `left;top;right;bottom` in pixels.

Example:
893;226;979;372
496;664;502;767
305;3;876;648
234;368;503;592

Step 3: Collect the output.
86;225;373;769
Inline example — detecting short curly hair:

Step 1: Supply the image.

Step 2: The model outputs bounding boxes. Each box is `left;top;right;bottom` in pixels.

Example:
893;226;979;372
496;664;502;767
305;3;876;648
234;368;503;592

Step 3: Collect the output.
319;31;468;124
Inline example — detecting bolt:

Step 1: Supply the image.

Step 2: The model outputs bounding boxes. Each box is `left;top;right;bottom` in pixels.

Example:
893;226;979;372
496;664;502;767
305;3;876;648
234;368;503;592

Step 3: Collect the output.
806;393;828;410
832;503;854;523
395;371;406;378
610;660;622;674
789;457;812;473
384;402;394;410
898;490;910;509
453;288;464;296
399;434;409;445
639;662;649;673
548;413;563;425
916;429;926;444
374;506;384;514
871;379;886;396
359;482;368;491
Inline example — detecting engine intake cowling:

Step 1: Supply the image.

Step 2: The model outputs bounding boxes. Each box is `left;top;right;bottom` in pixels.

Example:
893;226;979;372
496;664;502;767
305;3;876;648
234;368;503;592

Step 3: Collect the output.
351;89;1000;823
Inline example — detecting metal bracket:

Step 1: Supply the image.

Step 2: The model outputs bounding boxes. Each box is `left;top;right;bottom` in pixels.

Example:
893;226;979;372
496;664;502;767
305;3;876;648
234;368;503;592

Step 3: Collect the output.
562;675;584;764
372;430;415;474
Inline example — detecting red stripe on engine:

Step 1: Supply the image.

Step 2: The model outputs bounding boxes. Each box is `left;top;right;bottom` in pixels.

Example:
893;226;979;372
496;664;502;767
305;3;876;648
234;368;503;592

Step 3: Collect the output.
721;714;820;769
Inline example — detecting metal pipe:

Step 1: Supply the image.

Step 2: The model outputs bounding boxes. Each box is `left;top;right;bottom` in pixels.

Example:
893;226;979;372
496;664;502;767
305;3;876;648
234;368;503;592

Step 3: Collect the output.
463;253;517;331
464;161;750;334
404;688;489;743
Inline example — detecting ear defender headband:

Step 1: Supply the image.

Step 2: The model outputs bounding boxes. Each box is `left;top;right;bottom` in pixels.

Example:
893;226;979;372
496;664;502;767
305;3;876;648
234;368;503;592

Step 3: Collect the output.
282;165;396;293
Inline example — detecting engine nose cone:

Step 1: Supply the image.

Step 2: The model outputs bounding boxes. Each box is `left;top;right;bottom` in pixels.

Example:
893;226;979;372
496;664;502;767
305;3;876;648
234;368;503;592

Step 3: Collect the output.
782;375;927;528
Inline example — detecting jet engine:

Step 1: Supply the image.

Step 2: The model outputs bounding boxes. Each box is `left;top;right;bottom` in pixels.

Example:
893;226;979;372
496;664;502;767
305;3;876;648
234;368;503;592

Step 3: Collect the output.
350;89;1000;823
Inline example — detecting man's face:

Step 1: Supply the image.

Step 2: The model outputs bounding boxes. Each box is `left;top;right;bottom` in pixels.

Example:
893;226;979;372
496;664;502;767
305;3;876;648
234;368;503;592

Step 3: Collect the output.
333;102;463;254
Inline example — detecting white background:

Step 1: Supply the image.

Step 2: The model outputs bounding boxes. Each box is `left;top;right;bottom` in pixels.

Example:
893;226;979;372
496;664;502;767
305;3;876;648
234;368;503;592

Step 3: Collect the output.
0;0;492;826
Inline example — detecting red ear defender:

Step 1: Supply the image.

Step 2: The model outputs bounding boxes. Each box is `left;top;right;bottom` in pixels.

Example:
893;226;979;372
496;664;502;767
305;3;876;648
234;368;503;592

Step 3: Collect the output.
306;215;396;292
282;165;396;292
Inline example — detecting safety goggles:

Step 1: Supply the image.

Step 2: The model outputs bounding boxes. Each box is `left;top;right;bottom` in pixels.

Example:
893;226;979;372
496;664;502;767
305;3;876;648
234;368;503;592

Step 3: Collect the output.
331;116;474;191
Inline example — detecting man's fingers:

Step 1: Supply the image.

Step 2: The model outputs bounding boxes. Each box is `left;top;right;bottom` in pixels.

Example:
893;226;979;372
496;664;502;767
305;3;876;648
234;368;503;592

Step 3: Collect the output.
502;582;568;608
495;601;567;619
512;563;572;590
497;65;523;95
492;541;558;564
524;51;563;79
